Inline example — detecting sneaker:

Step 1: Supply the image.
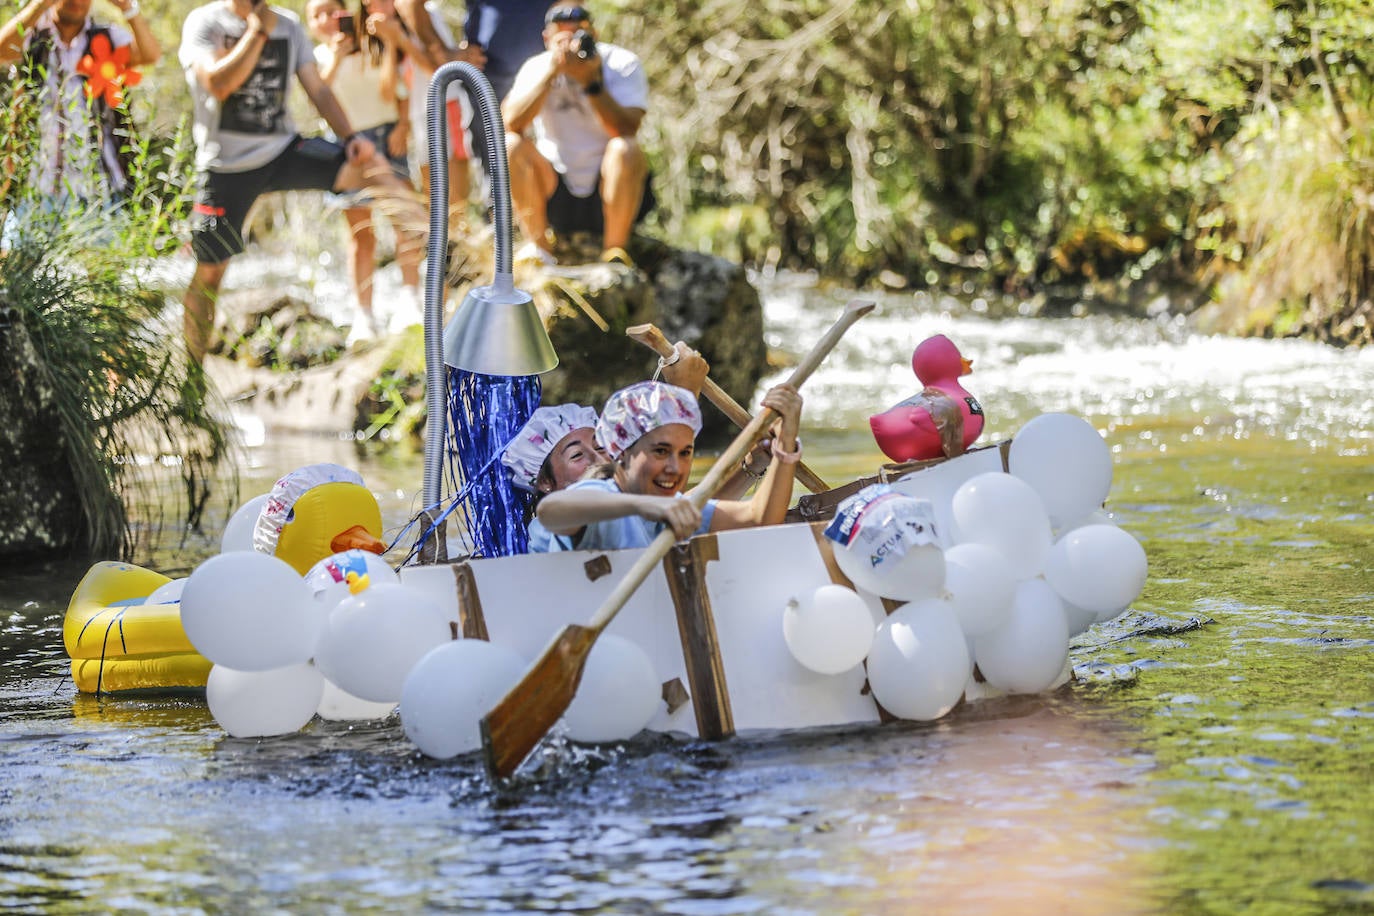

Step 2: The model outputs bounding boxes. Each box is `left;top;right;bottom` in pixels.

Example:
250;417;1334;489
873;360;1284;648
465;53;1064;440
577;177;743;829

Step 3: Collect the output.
384;290;424;334
345;318;377;347
514;241;557;267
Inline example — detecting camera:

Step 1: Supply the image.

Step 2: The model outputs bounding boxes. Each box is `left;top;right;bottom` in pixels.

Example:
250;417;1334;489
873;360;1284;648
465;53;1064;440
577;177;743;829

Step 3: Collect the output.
335;11;355;34
573;28;596;60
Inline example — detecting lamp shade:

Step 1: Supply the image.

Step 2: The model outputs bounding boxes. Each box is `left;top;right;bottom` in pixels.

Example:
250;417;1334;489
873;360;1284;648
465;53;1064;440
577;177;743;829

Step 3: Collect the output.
442;273;558;376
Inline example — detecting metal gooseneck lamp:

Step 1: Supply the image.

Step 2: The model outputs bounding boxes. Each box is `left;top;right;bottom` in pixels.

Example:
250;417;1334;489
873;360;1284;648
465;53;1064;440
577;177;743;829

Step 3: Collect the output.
418;62;557;561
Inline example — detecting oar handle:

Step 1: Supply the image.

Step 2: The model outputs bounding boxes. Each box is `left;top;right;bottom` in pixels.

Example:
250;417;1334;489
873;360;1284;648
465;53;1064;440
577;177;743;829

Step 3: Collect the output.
585;299;874;634
625;323;831;494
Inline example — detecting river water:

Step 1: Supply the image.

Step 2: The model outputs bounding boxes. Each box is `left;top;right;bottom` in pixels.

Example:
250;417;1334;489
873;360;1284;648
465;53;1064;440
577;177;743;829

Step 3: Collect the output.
2;272;1372;914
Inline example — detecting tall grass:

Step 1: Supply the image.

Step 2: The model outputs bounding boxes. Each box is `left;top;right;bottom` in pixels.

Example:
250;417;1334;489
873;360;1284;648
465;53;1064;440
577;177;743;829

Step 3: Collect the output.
0;87;231;560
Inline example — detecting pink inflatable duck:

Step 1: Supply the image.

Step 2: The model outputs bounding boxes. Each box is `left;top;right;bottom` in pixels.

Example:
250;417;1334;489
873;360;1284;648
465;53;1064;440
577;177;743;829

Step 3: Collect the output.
869;334;985;462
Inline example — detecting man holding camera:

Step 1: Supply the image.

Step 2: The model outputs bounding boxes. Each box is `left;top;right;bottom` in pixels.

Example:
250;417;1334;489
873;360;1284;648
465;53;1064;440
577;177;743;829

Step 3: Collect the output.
502;1;649;266
178;0;421;363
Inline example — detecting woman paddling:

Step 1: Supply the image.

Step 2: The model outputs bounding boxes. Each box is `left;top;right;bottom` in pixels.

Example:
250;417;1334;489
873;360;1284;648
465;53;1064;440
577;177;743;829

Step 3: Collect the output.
536;379;803;552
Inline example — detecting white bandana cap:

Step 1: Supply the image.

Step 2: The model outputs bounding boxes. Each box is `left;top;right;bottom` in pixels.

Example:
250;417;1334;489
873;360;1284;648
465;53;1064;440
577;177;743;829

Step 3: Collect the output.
596;381;702;460
501;404;600;492
252;463;365;556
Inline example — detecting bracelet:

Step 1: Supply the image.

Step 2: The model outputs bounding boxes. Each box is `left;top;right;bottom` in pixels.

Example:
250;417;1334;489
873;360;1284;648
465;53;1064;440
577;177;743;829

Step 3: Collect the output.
253;27;270;41
341;133;358;147
124;0;141;17
651;348;680;382
771;436;802;465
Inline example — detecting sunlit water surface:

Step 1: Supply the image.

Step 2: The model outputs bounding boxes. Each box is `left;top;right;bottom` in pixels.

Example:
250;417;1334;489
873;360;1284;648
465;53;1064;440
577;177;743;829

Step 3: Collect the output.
2;273;1371;914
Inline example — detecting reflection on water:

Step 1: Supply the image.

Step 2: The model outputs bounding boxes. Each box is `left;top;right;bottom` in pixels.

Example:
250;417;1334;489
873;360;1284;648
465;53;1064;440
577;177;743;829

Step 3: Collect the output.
2;277;1372;914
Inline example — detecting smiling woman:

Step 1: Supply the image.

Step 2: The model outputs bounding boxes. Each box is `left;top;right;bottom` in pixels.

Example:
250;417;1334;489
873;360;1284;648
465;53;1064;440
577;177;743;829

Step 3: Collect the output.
534;379;803;552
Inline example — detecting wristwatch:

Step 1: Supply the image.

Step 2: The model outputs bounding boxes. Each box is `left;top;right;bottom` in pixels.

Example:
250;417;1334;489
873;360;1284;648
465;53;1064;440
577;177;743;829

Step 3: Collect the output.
124;0;141;17
584;79;603;96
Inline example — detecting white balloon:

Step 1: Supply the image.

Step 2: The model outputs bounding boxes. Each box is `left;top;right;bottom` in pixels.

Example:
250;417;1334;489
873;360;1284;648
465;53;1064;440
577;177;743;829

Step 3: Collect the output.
1044;524;1148;614
973;578;1069;694
866;598;970;721
315;584;451;703
317;678;396;720
942;543;1016;637
1062;599;1100;638
1008;413;1113;529
564;635;662;743
400;640;526;759
782;585;876;675
145;577;186;606
181;552;319;671
950;473;1052;580
221;493;270;553
206;662;323;738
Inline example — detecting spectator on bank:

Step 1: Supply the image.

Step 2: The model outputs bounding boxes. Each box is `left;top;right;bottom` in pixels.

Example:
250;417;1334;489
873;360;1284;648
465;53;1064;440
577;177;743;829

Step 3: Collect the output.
462;0;546;103
395;0;485;224
502;1;650;267
307;0;423;341
0;0;160;202
178;0;424;363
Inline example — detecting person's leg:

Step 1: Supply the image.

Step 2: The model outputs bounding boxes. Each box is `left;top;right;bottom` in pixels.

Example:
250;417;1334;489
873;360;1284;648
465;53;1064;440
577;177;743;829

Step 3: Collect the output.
183;261;229;364
599;135;648;254
506;130;557;254
343;206;378;318
184;167;261;363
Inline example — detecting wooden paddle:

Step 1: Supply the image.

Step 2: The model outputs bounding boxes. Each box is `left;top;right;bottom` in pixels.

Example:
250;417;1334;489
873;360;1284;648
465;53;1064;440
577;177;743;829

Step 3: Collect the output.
626;323;830;495
480;299;875;781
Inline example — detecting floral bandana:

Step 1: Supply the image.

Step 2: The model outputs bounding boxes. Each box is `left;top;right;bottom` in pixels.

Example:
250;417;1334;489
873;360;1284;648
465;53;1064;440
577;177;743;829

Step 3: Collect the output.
501;404;600;492
252;463;365;556
596;381;702;460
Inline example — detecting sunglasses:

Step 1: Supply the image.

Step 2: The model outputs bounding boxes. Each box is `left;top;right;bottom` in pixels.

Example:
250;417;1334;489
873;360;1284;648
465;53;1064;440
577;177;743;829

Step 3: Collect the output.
545;5;591;25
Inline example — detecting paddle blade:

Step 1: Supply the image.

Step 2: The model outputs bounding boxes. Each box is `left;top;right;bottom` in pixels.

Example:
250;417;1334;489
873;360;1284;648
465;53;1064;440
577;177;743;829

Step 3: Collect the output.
481;623;599;780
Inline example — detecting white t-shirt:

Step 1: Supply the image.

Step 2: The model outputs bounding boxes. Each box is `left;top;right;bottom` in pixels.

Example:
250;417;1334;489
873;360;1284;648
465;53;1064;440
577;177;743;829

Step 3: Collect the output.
314;45;397;132
179;3;314;172
508;41;647;197
19;14;134;197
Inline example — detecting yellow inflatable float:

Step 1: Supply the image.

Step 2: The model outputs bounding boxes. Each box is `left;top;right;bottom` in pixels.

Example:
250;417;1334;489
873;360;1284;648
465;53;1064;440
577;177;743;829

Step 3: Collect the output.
64;463;388;694
64;562;211;693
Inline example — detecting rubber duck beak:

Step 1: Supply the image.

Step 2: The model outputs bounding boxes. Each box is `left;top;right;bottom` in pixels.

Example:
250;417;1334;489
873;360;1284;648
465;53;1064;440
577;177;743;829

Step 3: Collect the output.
330;524;387;556
960;357;973;376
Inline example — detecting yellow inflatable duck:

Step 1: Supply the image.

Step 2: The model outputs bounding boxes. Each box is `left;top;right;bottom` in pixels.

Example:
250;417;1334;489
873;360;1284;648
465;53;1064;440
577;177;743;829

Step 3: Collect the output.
253;463;387;575
64;463;388;693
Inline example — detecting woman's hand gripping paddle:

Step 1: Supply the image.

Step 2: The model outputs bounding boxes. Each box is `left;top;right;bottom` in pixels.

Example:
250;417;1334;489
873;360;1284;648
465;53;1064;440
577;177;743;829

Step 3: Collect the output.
480;300;875;781
625;323;830;495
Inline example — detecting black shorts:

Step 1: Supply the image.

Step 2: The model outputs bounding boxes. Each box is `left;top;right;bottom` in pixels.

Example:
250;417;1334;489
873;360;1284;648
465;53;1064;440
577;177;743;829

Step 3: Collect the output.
190;136;346;264
546;171;655;236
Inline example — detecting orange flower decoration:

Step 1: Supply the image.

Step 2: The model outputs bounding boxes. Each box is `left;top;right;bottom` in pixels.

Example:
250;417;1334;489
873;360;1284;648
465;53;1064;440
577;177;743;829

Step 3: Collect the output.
76;33;142;107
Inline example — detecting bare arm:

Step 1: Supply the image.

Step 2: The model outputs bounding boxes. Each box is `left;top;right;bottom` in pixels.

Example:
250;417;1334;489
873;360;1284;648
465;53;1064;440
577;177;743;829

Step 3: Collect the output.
393;0;483;72
0;0;55;66
191;6;278;102
110;0;160;66
501;51;555;134
703;385;803;531
538;485;701;541
297;59;356;143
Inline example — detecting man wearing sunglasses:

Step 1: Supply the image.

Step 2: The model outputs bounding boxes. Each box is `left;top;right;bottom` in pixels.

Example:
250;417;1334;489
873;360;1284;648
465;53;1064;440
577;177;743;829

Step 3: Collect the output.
502;1;650;267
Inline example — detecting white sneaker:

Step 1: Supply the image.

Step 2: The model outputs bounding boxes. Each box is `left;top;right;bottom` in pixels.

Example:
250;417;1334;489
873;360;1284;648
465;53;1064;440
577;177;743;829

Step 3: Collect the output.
384;290;424;334
514;241;557;267
345;317;377;346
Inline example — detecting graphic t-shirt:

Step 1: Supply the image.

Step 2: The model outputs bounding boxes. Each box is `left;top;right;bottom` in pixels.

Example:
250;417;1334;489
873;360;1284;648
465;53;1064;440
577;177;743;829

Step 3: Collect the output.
179;3;313;172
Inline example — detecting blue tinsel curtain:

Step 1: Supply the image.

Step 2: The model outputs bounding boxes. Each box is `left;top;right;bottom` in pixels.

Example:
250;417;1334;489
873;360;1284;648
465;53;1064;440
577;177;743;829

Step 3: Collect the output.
445;368;542;558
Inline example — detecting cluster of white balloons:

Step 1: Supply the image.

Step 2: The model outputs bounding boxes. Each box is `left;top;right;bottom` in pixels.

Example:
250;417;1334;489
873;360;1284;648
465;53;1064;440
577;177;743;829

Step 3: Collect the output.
184;504;667;755
782;412;1147;721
